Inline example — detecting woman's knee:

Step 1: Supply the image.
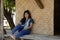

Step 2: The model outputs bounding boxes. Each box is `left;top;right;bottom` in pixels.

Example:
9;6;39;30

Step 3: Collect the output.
15;24;23;28
16;24;21;27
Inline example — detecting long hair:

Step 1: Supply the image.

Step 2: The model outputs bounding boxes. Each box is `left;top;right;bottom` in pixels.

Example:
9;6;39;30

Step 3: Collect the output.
22;10;32;22
23;10;32;19
21;10;34;24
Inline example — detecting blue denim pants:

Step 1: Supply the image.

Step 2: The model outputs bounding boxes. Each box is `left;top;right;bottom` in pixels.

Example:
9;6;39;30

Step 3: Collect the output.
12;24;31;38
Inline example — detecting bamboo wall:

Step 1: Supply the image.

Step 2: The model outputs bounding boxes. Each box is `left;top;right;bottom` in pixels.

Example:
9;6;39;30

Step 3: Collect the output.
16;0;54;35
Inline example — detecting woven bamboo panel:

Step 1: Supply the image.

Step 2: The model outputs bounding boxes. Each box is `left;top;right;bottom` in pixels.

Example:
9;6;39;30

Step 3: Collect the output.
16;0;54;35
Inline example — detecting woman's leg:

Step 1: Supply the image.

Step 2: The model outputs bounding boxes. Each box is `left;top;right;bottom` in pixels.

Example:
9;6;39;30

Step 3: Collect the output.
15;29;31;38
12;24;24;34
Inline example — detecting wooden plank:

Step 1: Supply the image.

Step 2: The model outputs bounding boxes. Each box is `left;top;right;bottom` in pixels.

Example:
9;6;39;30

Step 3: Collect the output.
4;34;60;40
20;34;47;40
20;34;60;40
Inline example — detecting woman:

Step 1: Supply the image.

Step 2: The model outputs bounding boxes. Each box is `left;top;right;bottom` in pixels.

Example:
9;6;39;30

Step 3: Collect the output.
9;10;34;40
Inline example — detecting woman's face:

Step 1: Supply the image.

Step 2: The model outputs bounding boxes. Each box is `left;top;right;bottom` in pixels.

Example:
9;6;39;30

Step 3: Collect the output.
25;13;29;18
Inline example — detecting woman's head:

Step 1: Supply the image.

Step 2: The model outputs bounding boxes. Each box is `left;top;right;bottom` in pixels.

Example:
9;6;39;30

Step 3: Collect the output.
23;10;32;19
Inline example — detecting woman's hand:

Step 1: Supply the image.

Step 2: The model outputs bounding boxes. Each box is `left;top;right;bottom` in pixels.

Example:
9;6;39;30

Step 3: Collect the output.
23;23;33;30
23;27;29;30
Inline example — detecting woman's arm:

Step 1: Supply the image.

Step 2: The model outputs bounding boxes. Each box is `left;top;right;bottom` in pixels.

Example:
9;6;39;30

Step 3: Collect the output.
23;23;33;30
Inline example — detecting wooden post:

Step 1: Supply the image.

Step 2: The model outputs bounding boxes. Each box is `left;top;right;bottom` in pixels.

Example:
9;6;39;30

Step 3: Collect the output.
0;0;4;40
35;0;44;9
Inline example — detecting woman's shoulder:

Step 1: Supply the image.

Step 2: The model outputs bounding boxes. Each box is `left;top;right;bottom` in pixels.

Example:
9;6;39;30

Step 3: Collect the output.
30;18;33;20
30;18;34;23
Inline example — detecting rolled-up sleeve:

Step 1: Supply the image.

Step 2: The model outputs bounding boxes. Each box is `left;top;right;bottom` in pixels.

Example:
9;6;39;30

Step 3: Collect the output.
30;18;34;24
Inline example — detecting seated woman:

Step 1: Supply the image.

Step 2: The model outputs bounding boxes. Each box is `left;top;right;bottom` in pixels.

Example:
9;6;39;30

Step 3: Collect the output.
9;10;34;40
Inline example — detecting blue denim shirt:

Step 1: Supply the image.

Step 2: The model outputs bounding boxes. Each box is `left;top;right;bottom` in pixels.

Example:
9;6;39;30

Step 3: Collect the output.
20;18;34;27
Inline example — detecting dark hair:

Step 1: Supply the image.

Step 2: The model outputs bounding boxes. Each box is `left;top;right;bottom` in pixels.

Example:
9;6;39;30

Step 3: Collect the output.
21;10;34;24
22;10;32;23
23;10;32;19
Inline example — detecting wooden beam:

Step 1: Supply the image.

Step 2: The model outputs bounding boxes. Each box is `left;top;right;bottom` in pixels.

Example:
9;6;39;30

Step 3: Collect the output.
35;0;44;9
0;0;4;39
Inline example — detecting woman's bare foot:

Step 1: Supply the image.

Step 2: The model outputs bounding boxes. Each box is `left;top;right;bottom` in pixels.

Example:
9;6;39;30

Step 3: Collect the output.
9;34;15;40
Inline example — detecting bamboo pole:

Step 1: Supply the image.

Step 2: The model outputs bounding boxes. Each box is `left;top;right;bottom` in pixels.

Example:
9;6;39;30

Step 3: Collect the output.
0;0;4;40
35;0;44;9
